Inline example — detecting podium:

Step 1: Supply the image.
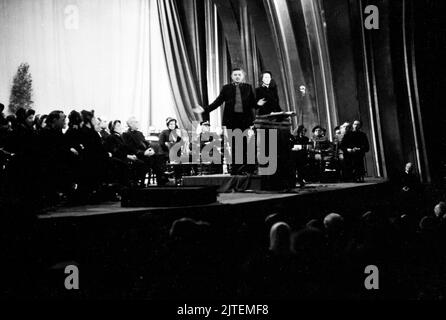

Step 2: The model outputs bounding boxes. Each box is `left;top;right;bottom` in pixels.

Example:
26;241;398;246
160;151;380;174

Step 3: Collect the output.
254;112;296;190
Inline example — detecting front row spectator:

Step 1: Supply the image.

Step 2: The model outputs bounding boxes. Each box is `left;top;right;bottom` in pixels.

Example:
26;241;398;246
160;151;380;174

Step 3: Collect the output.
104;120;146;187
37;110;72;204
122;117;168;186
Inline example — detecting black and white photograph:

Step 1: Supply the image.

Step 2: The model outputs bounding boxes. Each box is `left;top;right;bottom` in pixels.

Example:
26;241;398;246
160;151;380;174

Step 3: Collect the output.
0;0;445;306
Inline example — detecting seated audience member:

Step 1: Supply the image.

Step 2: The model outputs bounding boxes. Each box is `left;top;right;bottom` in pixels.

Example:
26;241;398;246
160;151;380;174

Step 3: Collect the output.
332;126;342;156
122;117;168;186
241;221;295;299
1;108;37;200
323;212;349;262
310;126;332;153
97;117;110;139
5;114;17;132
291;125;310;187
416;215;442;268
399;162;421;193
306;219;324;231
78;110;110;196
37;110;72;203
434;202;446;245
199;121;213;151
0;115;17;155
65;110;84;154
355;211;390;254
419;216;438;233
64;111;85;192
104;120;146;187
34;114;47;133
197;121;223;174
433;201;446;220
269;222;292;255
7;108;36;156
309;126;333;180
323;213;345;239
397;162;423;216
340;120;369;182
290;227;330;298
160;217;216;299
264;213;281;229
159;117;184;182
159;117;182;161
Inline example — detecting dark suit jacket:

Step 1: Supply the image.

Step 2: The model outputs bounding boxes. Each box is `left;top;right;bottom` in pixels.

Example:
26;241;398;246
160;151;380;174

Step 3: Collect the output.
204;83;256;129
104;133;133;161
158;129;181;155
79;126;109;164
37;127;71;172
122;129;151;159
399;171;421;192
340;131;370;155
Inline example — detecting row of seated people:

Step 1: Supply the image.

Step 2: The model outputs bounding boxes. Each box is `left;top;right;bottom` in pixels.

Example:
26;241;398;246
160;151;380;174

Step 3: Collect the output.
160;118;224;183
291;120;370;185
0;105;170;207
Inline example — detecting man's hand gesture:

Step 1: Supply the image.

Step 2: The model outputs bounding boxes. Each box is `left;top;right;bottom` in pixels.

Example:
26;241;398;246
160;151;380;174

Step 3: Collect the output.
192;105;205;114
257;98;267;106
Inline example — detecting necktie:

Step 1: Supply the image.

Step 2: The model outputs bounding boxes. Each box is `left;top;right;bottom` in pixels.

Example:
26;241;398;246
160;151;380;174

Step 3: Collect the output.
234;84;243;113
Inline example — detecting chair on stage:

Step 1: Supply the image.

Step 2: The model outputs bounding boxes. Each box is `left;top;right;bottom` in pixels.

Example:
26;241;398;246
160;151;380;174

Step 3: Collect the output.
308;144;340;183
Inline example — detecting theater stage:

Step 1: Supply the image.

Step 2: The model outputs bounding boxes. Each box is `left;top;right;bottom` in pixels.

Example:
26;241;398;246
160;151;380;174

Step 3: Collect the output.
37;177;391;223
32;177;393;282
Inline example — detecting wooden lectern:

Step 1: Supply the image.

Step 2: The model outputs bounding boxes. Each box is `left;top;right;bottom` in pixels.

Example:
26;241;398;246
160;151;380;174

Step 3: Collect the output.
254;111;296;190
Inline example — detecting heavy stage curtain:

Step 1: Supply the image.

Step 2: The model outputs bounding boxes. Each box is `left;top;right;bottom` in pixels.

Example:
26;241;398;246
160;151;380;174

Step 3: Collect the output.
0;0;177;132
157;0;203;130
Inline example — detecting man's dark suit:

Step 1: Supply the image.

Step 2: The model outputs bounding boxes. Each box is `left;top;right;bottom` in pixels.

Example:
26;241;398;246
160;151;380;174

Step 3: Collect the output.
204;83;256;175
122;129;167;185
204;83;256;130
122;129;152;158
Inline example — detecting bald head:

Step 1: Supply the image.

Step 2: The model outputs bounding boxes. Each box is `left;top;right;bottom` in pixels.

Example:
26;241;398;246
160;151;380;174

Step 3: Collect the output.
434;202;446;219
405;162;413;173
323;213;344;234
269;222;291;254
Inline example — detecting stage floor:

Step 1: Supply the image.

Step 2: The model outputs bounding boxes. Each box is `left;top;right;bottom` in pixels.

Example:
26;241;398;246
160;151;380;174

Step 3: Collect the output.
38;177;388;220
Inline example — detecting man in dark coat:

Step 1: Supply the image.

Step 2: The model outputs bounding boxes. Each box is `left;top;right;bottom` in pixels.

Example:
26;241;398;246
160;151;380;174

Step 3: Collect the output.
396;162;423;217
194;68;256;131
193;68;256;175
37;111;73;203
340;120;369;182
122;117;168;186
105;120;146;187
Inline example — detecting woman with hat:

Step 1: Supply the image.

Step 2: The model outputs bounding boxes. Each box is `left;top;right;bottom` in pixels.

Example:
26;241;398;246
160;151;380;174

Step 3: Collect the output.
159;117;185;183
159;117;182;159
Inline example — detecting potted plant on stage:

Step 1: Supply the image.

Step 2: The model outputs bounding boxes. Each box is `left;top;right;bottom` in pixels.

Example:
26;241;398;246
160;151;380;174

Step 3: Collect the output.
9;62;34;113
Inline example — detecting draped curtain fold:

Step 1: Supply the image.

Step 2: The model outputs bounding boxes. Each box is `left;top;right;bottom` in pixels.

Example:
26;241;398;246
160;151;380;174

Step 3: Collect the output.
157;0;203;130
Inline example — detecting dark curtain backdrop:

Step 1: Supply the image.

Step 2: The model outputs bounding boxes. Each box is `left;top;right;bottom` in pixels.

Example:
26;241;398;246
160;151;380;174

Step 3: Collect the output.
157;0;203;129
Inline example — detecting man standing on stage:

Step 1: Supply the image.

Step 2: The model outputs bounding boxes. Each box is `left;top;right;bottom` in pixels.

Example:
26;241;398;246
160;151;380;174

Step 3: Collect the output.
193;68;256;175
340;120;369;182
